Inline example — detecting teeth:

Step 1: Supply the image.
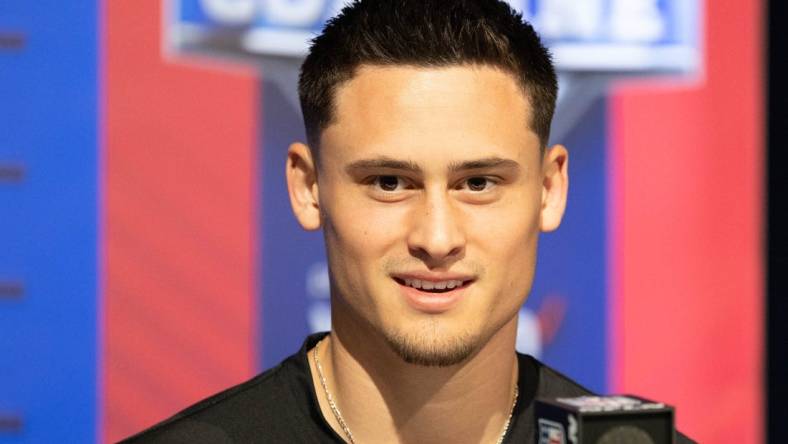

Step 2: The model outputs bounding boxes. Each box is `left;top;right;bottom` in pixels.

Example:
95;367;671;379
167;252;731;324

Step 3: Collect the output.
403;279;465;290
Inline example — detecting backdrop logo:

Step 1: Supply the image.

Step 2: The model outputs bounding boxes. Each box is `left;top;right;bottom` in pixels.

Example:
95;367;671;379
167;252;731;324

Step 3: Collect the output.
196;0;344;27
169;0;699;71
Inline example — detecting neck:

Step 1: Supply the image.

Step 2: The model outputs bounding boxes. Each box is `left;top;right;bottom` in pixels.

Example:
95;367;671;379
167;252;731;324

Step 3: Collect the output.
309;310;519;444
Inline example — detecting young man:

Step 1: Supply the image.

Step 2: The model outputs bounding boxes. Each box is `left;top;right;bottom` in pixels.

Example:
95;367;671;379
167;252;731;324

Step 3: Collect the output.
126;1;693;442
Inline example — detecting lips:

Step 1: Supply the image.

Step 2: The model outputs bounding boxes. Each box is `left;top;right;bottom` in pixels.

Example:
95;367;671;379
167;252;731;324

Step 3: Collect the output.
392;274;474;313
401;278;465;291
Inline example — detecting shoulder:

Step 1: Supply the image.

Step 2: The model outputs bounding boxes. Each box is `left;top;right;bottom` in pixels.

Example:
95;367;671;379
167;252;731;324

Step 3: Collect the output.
120;359;303;443
518;353;594;398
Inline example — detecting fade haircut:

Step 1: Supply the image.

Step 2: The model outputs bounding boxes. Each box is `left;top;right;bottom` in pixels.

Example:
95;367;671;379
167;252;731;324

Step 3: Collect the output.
298;0;558;151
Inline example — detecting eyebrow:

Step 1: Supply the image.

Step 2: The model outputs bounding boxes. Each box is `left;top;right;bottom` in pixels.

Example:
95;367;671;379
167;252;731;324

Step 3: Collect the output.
345;157;423;175
447;157;521;173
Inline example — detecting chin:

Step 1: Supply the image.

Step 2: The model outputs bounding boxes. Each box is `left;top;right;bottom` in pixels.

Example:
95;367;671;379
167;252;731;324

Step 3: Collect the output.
380;319;483;367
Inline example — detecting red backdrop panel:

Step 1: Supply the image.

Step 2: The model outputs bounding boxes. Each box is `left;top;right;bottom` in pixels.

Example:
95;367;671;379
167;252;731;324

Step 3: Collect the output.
102;1;259;441
609;0;764;442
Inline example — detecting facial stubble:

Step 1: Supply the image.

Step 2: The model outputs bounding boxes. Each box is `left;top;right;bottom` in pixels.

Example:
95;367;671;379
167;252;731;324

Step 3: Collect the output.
382;318;481;367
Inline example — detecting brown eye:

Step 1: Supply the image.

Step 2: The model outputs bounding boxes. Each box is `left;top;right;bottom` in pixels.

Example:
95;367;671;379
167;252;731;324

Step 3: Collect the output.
466;177;489;191
376;176;402;191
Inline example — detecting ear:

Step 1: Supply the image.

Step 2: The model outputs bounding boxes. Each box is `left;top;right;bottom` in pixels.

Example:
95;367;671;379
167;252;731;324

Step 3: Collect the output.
540;144;569;232
286;142;321;231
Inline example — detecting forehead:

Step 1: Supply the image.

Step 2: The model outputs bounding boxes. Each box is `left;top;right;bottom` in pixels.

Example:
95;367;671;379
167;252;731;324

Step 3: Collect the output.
320;65;539;161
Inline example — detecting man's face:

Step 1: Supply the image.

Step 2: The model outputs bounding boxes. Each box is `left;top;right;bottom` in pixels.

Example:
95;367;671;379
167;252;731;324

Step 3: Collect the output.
288;65;567;366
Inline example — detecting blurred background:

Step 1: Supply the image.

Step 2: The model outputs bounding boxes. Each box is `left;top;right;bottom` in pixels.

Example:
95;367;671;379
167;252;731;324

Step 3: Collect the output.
0;0;780;442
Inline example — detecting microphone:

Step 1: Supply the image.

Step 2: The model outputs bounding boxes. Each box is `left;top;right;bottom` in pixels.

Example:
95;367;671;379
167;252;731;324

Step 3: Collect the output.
535;395;675;444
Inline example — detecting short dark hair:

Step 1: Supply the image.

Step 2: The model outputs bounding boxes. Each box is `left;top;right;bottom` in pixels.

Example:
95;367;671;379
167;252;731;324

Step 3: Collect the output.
298;0;557;150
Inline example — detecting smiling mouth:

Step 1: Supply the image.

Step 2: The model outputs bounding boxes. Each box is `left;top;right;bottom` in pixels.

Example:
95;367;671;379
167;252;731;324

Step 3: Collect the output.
393;277;472;293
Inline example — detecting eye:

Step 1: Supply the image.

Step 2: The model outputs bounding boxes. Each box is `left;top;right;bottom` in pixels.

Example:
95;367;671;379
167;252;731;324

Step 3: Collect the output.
373;175;407;192
462;177;495;192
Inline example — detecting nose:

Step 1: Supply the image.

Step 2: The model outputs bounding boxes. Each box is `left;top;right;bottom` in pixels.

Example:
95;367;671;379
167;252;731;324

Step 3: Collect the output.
406;191;466;266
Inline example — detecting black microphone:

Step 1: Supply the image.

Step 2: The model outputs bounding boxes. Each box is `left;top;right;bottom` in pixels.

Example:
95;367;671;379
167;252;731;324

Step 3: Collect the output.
535;395;675;444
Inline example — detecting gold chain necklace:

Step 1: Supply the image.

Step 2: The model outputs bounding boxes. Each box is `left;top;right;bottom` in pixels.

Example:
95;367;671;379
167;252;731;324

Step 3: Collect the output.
313;338;519;444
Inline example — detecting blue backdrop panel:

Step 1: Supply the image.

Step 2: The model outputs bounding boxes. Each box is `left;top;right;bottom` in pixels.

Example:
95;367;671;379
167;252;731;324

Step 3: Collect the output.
259;74;327;367
0;1;99;443
528;97;608;393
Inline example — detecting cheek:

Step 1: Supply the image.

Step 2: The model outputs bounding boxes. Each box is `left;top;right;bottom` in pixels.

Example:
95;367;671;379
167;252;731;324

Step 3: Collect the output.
328;205;404;254
463;193;541;302
465;192;541;258
321;188;409;280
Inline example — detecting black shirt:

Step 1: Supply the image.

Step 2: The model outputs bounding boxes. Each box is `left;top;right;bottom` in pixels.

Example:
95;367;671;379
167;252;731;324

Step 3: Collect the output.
122;333;694;443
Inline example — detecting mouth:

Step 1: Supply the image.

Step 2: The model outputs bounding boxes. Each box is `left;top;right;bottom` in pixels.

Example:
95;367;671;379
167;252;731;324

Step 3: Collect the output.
392;275;474;313
392;277;472;293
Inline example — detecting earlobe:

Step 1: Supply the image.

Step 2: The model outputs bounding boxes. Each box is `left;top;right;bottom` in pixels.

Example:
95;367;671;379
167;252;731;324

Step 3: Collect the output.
540;144;569;233
285;142;322;231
